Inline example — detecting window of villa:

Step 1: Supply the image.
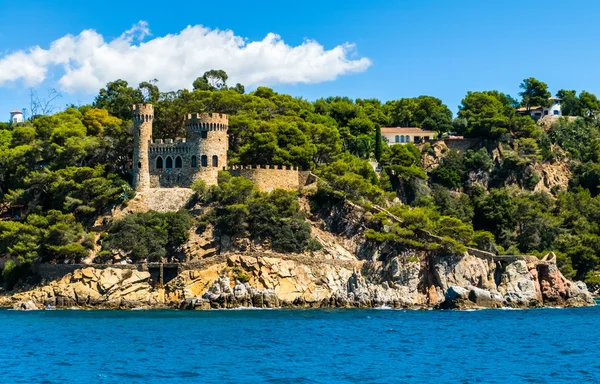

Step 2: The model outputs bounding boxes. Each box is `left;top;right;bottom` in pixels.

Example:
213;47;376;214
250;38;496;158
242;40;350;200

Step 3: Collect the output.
395;135;399;142
553;110;560;115
201;155;207;167
156;157;163;169
191;156;197;167
166;157;173;169
400;136;405;143
405;135;410;142
212;155;218;167
201;131;207;139
175;156;182;168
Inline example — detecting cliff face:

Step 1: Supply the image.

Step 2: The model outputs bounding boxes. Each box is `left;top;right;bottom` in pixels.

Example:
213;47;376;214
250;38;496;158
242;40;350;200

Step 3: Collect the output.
4;201;594;310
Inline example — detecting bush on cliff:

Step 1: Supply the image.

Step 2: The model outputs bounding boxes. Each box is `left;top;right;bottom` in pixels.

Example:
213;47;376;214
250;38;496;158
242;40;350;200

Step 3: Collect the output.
205;174;319;253
102;210;193;262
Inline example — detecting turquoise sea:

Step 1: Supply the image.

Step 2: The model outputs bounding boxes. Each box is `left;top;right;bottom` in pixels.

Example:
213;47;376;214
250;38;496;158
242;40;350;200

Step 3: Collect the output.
0;306;599;383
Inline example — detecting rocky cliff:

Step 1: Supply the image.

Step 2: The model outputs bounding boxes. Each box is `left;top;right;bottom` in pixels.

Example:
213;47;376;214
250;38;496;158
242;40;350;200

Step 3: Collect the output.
3;201;594;310
4;251;593;310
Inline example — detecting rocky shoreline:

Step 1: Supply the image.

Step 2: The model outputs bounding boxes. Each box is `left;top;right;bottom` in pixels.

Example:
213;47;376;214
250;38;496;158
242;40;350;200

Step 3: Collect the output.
2;250;595;311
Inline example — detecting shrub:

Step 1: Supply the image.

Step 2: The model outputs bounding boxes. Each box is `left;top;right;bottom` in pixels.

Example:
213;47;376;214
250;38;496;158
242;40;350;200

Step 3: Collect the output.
102;210;193;262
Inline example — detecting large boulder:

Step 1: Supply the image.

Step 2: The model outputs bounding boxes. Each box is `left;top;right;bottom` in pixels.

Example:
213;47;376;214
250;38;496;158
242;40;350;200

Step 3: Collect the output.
441;285;503;309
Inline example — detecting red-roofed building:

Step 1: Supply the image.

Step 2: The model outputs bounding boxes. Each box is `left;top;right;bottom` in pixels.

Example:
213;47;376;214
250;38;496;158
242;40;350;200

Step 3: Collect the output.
380;127;437;145
9;110;23;123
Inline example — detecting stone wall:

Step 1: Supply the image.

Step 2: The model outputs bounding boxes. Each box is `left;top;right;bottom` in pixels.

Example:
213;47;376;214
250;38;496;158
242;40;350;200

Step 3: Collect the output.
443;138;479;152
228;165;301;192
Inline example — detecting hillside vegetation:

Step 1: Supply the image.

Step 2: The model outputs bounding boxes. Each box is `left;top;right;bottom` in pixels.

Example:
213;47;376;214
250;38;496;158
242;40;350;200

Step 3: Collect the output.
2;73;600;288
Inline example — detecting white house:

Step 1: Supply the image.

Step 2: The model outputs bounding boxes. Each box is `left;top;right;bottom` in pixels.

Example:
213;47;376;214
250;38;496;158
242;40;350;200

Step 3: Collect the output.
516;97;562;120
381;127;437;145
9;110;23;123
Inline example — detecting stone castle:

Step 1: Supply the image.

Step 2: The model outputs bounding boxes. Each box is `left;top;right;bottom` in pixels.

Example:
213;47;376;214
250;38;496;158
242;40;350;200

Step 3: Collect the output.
131;104;311;191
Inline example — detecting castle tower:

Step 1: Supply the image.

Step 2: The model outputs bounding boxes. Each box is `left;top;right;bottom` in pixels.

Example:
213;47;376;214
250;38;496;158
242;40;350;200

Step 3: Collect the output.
185;113;228;185
132;104;154;190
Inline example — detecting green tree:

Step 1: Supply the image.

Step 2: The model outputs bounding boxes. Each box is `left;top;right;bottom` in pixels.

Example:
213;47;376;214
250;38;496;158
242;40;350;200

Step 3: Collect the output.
385;96;452;131
556;89;581;116
579;91;600;116
431;150;464;189
519;77;551;111
93;80;144;120
457;91;512;138
374;125;383;161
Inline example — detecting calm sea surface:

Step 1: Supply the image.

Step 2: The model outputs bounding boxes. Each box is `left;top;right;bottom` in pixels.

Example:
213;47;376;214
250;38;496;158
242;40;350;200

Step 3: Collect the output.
0;306;598;383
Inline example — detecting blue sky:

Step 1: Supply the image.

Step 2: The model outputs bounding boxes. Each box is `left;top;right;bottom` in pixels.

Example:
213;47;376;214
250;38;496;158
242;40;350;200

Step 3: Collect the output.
2;0;600;120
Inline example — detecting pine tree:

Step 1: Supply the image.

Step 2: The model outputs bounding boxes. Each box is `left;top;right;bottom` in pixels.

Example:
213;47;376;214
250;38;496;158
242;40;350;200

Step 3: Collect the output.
374;124;382;161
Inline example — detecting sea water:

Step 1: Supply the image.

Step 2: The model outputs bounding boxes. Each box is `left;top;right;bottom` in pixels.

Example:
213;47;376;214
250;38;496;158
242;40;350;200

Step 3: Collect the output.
0;306;599;383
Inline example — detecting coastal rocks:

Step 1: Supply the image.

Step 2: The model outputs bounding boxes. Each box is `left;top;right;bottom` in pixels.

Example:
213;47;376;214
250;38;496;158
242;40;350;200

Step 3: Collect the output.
12;300;39;310
497;260;542;307
180;276;280;309
4;248;595;310
435;252;594;309
537;260;595;307
10;267;162;309
441;286;503;309
169;255;358;308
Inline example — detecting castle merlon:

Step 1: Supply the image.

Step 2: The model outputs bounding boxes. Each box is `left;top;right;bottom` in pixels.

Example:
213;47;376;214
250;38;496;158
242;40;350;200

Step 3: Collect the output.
132;104;154;112
185;113;228;131
227;165;300;171
132;104;154;123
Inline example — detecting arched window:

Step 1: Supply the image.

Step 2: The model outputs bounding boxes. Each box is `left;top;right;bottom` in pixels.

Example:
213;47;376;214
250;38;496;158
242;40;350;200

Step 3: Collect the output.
201;131;207;139
212;155;218;167
175;156;182;168
405;135;410;142
191;155;197;167
395;135;400;143
166;156;173;169
201;155;208;167
156;157;163;169
400;135;405;143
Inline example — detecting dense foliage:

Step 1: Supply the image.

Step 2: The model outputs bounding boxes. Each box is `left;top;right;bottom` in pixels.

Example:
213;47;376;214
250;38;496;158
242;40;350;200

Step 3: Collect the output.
3;71;600;286
101;211;193;263
201;172;320;253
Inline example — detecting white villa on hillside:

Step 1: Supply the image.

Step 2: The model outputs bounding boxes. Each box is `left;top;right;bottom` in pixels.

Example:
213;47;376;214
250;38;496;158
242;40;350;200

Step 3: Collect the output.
9;110;23;123
516;97;562;120
381;127;437;145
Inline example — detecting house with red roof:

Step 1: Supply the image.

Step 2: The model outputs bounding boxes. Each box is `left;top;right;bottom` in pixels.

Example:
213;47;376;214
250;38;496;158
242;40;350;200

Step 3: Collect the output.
9;110;23;123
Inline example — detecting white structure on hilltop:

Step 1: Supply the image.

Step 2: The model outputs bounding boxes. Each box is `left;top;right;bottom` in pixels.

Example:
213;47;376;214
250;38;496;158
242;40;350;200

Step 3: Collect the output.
9;110;23;123
380;127;437;145
516;97;562;120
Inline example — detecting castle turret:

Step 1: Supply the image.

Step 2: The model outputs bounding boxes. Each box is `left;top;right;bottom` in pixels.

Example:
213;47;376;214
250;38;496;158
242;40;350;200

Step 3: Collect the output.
185;113;228;184
132;104;154;190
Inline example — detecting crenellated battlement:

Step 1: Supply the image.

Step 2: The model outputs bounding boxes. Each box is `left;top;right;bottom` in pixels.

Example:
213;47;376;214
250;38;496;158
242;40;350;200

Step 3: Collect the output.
132;104;154;123
151;138;187;144
227;164;300;171
133;104;154;112
185;112;228;131
131;104;302;191
227;165;301;192
148;142;192;154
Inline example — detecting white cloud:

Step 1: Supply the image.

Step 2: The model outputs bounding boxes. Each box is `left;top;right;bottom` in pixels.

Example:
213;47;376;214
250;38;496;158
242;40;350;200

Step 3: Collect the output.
0;21;371;93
